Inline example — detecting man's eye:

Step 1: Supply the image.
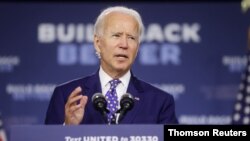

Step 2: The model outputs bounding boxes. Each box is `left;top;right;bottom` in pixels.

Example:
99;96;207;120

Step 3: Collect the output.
113;34;120;37
129;37;135;40
128;36;136;40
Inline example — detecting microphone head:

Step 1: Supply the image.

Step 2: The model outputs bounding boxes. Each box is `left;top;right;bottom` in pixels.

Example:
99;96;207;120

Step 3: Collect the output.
92;93;107;111
120;93;134;111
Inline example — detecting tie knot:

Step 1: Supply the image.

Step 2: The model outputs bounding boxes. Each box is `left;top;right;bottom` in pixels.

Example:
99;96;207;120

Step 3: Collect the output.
109;79;121;88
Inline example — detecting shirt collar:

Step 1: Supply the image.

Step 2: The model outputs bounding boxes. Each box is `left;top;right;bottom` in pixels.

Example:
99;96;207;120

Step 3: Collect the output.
99;67;131;88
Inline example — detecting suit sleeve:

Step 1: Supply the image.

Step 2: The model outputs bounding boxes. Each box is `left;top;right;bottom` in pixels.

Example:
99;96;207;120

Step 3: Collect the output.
44;86;66;124
158;95;178;124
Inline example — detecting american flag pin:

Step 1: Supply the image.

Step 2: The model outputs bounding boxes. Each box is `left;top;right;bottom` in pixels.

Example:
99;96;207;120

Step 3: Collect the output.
134;97;140;101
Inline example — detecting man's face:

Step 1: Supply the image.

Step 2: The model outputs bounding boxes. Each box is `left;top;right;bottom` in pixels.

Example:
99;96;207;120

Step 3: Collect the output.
94;12;140;77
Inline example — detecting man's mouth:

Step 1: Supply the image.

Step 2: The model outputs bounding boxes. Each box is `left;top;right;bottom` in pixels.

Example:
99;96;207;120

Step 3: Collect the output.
115;54;128;58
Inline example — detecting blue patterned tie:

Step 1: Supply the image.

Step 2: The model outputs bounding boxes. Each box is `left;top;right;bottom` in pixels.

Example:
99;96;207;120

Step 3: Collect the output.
105;79;121;124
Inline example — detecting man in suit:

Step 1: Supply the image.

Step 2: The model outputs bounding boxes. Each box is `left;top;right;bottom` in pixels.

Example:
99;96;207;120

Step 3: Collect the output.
45;6;178;125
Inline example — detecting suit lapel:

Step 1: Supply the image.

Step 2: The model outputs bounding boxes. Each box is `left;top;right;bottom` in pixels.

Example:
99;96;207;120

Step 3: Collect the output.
83;71;102;98
82;70;105;124
120;74;144;124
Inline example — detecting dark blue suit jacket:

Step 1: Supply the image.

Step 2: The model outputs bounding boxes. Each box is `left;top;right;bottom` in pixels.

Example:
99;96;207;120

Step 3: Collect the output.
45;71;178;124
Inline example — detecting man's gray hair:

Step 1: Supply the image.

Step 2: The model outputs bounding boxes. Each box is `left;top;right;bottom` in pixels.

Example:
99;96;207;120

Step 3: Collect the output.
94;6;144;41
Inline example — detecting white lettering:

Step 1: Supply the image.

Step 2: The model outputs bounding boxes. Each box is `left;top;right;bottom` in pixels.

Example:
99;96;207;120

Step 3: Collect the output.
82;136;118;141
182;23;200;43
164;23;181;43
65;136;82;141
57;23;75;43
0;56;20;65
146;23;164;42
168;129;209;136
38;23;55;43
38;23;201;43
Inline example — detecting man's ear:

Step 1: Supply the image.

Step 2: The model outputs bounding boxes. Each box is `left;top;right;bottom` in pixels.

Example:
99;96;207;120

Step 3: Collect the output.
94;34;101;53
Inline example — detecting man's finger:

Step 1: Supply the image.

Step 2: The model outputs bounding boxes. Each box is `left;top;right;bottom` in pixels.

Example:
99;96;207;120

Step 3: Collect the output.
80;96;88;108
68;87;82;99
67;95;83;107
65;87;82;107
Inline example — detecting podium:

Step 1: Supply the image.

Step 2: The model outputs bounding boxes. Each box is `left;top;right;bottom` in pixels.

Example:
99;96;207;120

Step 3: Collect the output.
10;125;163;141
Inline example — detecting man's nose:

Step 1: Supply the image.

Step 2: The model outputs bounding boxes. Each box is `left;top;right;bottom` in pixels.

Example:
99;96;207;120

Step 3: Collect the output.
119;36;129;49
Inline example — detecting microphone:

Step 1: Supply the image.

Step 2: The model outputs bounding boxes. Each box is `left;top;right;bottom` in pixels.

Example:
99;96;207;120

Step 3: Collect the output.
117;93;134;123
92;93;109;123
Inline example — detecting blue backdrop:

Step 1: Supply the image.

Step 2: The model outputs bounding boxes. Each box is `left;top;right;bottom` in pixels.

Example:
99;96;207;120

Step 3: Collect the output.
1;2;250;133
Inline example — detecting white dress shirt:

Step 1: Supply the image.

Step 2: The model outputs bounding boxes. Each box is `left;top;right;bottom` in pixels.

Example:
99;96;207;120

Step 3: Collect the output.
99;67;131;123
